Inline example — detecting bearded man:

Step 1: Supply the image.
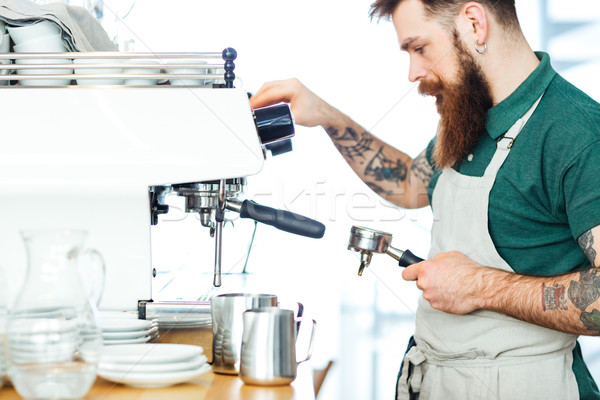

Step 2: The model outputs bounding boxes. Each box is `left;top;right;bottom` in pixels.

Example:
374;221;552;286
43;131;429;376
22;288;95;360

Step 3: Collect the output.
250;0;600;398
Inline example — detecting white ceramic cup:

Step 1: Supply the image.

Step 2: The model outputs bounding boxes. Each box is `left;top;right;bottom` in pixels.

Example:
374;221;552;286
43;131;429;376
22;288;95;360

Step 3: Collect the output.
0;33;10;86
166;60;209;86
74;57;123;85
12;33;72;86
12;33;68;53
6;21;61;46
123;59;162;86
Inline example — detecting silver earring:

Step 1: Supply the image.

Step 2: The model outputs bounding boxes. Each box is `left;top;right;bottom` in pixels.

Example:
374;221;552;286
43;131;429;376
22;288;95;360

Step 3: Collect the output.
475;41;487;55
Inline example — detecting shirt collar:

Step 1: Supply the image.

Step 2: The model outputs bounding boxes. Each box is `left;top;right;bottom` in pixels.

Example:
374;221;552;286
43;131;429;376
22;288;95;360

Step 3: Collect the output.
485;52;556;140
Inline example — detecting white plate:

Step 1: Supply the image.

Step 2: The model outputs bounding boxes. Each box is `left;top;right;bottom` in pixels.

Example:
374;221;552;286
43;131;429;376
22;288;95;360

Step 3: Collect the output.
100;318;153;332
99;354;208;373
100;343;203;364
98;363;211;388
103;336;152;345
103;327;157;340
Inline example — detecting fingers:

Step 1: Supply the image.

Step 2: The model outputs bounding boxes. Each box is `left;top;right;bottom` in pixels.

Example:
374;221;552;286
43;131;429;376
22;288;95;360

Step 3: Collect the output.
249;78;299;109
402;262;420;281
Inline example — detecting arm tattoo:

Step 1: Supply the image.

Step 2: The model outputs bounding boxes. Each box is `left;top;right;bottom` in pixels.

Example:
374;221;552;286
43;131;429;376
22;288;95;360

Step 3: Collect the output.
327;126;373;161
578;229;597;266
542;283;568;311
364;146;407;184
567;268;600;333
409;150;433;185
326;126;360;141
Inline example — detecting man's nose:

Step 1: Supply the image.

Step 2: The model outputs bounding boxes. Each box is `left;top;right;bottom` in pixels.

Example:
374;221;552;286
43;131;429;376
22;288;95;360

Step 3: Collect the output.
408;59;427;83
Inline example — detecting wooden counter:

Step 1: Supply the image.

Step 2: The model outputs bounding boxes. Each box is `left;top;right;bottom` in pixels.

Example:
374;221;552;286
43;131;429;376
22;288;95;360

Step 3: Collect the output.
0;363;315;400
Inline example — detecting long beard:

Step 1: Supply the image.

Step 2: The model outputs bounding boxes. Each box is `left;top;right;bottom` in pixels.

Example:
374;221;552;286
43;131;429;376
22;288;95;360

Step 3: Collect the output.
418;41;493;169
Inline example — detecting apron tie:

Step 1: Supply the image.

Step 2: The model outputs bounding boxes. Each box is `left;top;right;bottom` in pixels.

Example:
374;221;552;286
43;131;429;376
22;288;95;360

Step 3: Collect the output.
396;346;426;399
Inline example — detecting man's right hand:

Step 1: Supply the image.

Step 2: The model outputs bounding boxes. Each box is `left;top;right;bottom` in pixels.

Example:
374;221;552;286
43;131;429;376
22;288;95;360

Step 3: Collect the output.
249;78;333;128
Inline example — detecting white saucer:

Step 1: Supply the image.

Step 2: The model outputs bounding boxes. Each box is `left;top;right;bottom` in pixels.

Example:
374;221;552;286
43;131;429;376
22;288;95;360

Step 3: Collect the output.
103;336;152;345
100;343;203;364
100;318;153;332
98;363;211;388
99;354;208;373
103;327;157;340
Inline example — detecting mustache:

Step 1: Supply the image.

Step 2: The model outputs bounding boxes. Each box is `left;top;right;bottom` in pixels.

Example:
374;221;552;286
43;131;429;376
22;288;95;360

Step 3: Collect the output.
418;75;445;97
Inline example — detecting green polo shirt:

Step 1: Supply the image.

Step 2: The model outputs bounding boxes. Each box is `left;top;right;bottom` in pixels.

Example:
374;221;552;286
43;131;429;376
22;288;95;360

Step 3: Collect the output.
425;52;600;399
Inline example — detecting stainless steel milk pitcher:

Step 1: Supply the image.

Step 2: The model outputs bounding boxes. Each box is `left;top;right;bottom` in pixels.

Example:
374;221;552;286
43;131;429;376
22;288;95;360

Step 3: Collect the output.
239;307;316;386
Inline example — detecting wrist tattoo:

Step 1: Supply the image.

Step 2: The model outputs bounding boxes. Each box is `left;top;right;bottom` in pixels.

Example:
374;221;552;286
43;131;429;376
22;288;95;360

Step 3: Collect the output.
326;126;360;141
328;126;373;162
578;229;597;266
542;283;568;311
364;146;408;184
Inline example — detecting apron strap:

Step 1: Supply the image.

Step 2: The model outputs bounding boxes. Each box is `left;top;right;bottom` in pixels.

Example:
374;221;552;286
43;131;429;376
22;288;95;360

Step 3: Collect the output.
396;345;426;400
483;93;544;178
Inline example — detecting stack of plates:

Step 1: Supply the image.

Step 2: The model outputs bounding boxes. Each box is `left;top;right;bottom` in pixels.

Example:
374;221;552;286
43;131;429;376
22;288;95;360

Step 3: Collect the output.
98;343;210;388
99;316;158;345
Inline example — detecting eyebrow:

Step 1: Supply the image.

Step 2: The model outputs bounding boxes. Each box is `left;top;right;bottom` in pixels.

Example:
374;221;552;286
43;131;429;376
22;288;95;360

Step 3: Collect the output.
400;36;420;51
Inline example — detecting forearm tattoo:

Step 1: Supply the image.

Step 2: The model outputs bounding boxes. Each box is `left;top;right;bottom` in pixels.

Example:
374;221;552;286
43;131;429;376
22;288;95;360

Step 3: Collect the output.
578;230;597;266
542;283;568;311
327;126;374;162
410;150;433;185
364;146;407;184
567;268;600;332
540;229;600;333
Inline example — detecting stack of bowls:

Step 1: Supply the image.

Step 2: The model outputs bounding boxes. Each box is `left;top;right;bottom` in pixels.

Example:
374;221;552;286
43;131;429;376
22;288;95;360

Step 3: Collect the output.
7;21;73;86
0;21;10;86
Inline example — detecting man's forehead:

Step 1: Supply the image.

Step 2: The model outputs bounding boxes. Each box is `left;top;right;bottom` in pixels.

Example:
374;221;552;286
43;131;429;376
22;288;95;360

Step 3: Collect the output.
392;0;440;46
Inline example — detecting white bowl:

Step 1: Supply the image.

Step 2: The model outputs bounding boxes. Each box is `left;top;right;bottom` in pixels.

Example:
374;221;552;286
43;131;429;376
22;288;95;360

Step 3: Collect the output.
123;59;162;86
14;58;73;86
73;57;123;85
165;60;209;86
6;21;61;45
12;33;67;53
0;33;10;86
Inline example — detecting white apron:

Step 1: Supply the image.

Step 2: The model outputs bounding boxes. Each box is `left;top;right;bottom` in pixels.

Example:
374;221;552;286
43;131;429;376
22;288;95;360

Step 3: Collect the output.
397;95;580;400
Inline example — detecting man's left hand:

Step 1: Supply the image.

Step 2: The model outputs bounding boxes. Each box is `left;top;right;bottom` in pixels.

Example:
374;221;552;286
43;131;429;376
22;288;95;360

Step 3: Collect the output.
402;251;489;314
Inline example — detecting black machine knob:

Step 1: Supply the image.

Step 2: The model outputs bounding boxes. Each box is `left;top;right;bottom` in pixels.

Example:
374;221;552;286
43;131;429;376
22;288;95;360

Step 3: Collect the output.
254;104;295;150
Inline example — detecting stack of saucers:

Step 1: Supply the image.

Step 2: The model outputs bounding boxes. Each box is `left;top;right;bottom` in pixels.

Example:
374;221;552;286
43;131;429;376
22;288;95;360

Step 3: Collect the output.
98;343;210;388
99;316;158;345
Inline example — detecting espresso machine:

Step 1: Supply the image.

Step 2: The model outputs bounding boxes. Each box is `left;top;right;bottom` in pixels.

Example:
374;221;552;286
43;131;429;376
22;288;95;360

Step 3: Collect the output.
0;48;324;313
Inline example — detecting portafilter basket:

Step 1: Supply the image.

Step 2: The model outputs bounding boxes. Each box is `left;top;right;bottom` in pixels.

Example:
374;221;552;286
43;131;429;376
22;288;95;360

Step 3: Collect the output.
347;225;424;276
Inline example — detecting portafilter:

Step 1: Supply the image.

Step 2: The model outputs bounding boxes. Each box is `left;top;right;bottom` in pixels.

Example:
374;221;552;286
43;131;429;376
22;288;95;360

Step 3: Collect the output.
347;225;423;276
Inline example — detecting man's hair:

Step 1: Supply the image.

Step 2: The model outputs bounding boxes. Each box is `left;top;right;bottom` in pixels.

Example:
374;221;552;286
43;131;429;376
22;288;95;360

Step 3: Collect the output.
369;0;520;35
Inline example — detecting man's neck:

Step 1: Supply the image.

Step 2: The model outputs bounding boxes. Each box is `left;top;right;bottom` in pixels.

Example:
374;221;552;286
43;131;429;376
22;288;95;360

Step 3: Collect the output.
484;38;540;106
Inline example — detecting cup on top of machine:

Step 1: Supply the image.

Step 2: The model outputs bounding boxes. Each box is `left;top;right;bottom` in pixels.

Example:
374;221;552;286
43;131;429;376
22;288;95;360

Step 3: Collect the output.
0;32;10;86
73;55;123;85
123;59;163;86
165;59;210;86
9;22;72;86
6;21;61;45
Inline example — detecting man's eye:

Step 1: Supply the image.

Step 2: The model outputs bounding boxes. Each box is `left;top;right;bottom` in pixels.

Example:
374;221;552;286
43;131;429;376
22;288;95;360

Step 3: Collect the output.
415;46;425;54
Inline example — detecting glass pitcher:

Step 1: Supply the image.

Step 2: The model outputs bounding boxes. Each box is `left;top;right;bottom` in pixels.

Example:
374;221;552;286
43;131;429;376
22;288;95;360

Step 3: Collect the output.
6;229;104;400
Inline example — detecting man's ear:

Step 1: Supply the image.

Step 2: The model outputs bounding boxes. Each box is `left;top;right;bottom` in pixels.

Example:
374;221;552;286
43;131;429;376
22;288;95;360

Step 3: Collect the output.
460;1;489;46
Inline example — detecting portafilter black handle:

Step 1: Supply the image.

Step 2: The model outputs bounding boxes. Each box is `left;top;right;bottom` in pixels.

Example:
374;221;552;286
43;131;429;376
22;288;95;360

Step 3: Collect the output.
397;249;424;267
238;200;325;239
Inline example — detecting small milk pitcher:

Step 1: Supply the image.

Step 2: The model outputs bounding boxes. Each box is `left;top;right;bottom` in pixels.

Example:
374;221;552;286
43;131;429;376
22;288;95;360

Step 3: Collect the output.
240;307;316;386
